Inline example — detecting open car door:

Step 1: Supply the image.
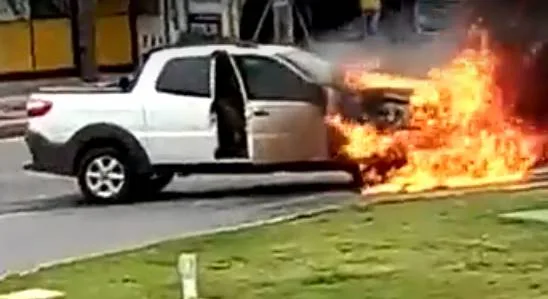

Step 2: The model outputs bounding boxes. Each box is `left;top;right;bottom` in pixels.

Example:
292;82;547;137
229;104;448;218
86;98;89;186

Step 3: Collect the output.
232;54;330;164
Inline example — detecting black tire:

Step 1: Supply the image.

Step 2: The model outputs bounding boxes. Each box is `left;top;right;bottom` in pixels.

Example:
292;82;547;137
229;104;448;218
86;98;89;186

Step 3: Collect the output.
147;172;175;194
348;164;364;190
77;147;138;204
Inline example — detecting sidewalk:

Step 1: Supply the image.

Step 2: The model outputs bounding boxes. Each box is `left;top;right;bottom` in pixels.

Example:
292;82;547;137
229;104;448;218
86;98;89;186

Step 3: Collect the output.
0;73;125;112
0;74;124;98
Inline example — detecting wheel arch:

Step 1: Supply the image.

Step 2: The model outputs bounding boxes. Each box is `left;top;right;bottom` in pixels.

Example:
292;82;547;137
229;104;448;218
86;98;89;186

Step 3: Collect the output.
68;123;152;175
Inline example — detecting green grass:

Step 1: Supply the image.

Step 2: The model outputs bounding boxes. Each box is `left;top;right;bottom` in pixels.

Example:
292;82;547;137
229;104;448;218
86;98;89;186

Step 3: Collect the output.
4;190;548;299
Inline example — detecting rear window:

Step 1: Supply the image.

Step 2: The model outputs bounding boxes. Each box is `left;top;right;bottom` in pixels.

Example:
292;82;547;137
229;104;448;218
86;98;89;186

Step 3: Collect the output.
156;56;211;97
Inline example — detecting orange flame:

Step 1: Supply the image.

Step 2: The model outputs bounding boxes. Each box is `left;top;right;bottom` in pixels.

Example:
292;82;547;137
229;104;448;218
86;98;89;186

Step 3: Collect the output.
328;44;541;194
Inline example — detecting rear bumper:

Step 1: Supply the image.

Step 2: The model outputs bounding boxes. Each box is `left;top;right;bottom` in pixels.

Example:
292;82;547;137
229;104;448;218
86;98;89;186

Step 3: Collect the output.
24;131;74;176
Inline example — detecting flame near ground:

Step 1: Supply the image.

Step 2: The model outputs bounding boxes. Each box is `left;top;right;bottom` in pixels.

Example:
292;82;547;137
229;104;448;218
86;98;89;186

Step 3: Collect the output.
327;45;543;195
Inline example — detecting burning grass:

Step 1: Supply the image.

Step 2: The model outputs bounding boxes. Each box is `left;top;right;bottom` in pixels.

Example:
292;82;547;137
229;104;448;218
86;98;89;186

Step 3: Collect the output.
3;190;548;298
328;39;544;195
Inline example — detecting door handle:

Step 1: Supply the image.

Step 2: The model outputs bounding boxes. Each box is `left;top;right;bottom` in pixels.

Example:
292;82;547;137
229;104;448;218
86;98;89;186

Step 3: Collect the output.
252;109;269;117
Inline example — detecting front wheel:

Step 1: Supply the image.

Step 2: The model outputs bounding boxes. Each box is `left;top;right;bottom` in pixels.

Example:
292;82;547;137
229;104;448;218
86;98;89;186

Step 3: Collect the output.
77;147;137;204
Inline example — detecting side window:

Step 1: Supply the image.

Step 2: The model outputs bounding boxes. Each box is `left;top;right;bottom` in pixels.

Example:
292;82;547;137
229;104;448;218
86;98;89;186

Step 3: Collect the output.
156;56;211;97
234;55;311;100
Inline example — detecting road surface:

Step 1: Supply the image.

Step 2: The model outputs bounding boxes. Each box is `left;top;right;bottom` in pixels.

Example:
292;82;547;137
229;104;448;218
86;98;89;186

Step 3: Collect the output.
0;138;356;275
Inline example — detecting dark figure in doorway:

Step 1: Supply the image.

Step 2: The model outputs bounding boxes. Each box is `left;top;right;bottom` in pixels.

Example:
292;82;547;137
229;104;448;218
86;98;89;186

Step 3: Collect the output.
211;51;247;159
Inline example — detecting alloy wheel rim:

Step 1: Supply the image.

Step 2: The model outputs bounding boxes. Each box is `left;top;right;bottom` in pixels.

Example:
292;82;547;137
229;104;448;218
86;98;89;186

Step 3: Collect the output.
85;155;126;199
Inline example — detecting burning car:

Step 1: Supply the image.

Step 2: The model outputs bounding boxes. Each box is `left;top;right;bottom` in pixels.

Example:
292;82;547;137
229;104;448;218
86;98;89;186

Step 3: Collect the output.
329;36;545;195
22;42;415;203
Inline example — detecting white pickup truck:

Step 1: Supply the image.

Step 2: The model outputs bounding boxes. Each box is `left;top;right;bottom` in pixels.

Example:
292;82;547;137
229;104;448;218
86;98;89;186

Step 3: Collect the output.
23;42;410;203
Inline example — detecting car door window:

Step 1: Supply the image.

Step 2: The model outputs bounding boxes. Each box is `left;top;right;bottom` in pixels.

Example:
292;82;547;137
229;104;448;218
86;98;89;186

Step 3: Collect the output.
234;55;312;101
156;56;211;97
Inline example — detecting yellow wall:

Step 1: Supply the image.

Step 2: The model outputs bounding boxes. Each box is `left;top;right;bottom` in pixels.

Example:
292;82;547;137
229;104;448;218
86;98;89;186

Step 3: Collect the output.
32;19;74;71
95;15;132;66
97;0;130;16
0;0;134;75
0;21;33;74
95;0;132;67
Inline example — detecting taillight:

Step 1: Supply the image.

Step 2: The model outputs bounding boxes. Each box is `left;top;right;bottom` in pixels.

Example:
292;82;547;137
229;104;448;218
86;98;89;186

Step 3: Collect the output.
27;99;52;117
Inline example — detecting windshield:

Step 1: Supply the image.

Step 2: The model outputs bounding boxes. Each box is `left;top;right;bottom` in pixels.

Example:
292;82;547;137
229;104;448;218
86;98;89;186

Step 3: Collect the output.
276;49;336;85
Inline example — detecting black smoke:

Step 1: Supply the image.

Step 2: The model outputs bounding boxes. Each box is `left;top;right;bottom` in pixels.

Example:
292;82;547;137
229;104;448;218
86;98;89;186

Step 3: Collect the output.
465;0;548;132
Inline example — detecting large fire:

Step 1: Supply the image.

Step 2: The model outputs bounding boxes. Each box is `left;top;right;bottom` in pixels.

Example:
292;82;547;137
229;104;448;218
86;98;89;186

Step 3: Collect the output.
328;37;543;194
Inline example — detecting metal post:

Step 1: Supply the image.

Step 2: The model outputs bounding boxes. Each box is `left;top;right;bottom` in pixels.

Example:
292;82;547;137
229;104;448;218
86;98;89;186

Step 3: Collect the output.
272;1;281;42
251;0;274;42
286;2;294;43
273;0;292;44
162;0;171;44
76;0;99;82
230;0;241;39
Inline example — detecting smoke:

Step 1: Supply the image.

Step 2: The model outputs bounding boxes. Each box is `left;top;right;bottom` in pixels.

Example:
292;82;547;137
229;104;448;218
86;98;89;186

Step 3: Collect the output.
304;0;548;135
467;0;548;133
306;9;469;78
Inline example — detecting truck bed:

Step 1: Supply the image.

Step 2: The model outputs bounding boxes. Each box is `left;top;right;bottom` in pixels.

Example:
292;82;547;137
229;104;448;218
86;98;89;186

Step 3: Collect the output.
37;83;123;94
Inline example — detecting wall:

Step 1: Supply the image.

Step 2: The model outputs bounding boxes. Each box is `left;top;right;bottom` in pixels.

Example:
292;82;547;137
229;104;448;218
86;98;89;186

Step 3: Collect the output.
134;0;165;63
31;0;73;71
0;0;136;76
0;0;32;74
95;0;132;67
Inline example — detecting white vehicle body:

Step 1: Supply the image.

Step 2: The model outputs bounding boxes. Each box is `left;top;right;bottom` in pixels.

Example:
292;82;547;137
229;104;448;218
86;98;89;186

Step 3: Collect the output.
23;43;360;202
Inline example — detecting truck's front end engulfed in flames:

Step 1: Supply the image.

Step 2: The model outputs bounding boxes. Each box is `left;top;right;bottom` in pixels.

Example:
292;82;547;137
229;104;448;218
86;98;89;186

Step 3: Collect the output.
328;35;545;195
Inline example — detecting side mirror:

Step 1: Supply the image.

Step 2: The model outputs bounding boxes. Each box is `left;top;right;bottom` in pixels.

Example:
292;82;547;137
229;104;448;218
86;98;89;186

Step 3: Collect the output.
118;76;130;91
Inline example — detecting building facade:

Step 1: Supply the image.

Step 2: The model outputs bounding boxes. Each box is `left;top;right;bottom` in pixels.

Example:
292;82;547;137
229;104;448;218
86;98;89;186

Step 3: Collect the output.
0;0;353;78
0;0;245;78
0;0;142;77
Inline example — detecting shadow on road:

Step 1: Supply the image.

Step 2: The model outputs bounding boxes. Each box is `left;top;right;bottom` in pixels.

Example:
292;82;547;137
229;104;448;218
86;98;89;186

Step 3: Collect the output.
0;181;357;215
156;180;356;200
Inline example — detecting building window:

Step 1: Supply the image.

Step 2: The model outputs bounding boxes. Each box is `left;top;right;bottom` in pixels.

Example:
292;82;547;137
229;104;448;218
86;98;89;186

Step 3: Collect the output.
96;0;129;16
188;13;221;37
0;0;30;21
135;0;160;15
30;0;70;19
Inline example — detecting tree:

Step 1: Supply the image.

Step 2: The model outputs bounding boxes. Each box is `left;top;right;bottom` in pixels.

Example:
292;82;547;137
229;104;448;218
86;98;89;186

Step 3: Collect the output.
76;0;98;82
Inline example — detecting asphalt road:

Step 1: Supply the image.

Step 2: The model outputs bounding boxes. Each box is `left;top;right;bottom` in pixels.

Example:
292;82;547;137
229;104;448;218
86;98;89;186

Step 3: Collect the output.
0;138;357;275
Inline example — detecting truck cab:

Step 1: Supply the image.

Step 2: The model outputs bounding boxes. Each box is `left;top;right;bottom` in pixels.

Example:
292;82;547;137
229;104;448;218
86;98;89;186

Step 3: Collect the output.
24;43;376;203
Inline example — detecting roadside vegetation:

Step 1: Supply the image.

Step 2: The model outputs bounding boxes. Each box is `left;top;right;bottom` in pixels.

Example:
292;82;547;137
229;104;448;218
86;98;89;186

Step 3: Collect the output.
2;190;548;299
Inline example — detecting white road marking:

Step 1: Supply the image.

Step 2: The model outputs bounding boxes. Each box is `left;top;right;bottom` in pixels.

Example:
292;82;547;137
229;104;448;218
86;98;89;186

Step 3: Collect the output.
0;136;23;143
0;211;42;221
22;170;74;181
0;288;65;299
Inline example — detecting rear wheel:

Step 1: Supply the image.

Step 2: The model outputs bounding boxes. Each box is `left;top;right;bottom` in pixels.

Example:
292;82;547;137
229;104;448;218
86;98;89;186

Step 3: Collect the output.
77;147;137;204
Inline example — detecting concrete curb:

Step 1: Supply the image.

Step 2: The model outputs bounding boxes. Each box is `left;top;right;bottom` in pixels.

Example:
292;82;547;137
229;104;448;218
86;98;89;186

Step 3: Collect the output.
0;111;26;121
369;180;548;205
0;120;27;140
0;204;344;281
0;75;125;98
